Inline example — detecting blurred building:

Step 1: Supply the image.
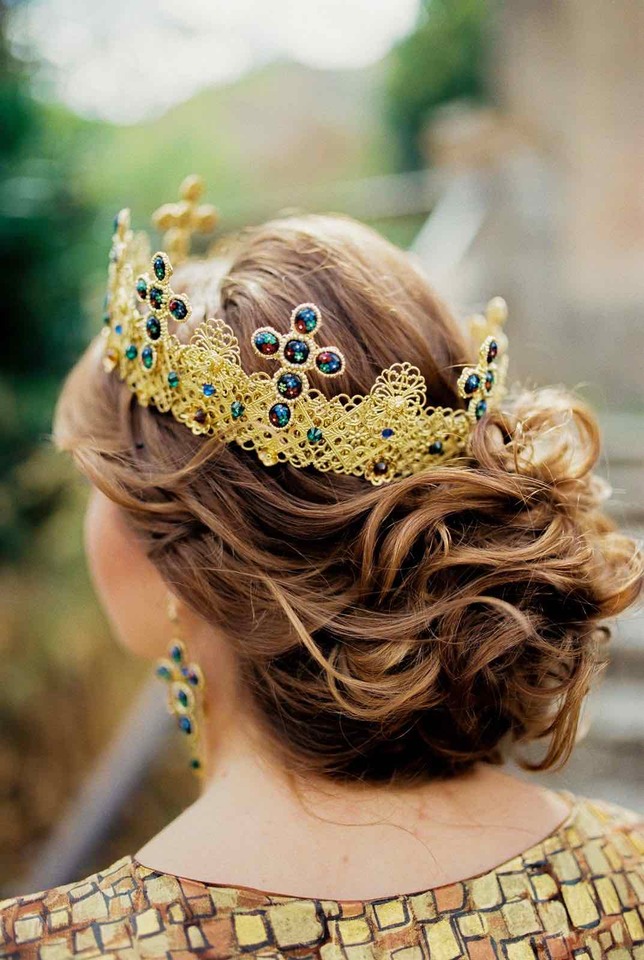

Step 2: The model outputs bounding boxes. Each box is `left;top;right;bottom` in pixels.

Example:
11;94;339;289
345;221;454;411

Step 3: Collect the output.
417;0;644;811
422;0;644;411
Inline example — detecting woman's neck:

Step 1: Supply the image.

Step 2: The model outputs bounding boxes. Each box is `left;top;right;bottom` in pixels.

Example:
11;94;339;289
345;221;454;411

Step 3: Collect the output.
134;717;572;899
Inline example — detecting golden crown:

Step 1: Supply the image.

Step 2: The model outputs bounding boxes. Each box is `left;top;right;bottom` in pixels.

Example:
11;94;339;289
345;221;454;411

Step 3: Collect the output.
101;175;509;485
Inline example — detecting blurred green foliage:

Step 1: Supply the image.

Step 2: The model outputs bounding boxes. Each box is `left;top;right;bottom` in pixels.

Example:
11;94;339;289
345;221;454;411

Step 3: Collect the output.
386;0;489;169
0;0;95;560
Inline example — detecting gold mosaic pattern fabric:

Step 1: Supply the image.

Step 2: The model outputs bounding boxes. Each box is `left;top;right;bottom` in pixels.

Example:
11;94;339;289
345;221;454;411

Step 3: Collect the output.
1;796;643;959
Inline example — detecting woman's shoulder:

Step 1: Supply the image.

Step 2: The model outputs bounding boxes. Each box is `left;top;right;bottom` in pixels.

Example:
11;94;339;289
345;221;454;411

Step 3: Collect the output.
0;793;642;959
0;855;141;957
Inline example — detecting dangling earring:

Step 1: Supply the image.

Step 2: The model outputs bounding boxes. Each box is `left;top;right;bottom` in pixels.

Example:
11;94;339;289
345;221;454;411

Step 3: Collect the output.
155;594;207;778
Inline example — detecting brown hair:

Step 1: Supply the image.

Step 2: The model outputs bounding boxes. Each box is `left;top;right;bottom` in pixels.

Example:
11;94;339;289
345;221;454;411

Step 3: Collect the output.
54;214;643;784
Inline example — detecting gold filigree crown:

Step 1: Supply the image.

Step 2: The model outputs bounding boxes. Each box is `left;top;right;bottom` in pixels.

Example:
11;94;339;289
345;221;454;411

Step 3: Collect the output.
101;175;509;485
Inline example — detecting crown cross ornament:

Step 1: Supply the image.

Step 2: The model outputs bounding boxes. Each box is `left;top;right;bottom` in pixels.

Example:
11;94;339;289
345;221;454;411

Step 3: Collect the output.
152;174;218;264
251;304;345;429
101;176;510;485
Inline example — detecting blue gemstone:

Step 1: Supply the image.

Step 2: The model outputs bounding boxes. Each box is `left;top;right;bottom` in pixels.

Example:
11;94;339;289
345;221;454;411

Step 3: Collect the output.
269;402;291;428
429;440;444;455
136;277;148;300
254;330;280;355
170;644;183;663
284;339;309;364
316;350;342;375
277;372;303;399
155;664;171;681
178;716;192;734
141;345;155;369
487;340;498;363
177;688;189;708
485;370;495;391
146;315;161;340
475;399;488;419
231;400;245;419
167;371;180;389
125;344;137;360
203;383;216;397
182;666;200;686
294;306;318;334
463;373;481;395
114;323;123;335
153;255;166;281
307;426;323;443
381;427;394;439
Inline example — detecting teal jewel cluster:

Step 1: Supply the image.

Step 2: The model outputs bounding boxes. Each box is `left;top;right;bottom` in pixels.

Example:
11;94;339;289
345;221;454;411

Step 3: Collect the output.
155;640;205;774
251;303;344;433
133;251;192;385
456;334;501;422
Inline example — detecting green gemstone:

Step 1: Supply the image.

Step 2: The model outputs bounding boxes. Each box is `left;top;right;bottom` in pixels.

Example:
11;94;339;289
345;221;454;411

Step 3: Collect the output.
231;400;245;419
167;371;180;388
190;758;201;770
155;664;171;681
125;344;137;360
177;688;189;707
307;426;323;443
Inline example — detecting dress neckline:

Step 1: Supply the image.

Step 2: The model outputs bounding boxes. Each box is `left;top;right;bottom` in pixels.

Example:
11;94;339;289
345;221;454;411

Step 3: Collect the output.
131;788;581;905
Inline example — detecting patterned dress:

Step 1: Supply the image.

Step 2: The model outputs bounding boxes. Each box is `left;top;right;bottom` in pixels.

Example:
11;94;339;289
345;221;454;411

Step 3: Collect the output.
1;795;642;959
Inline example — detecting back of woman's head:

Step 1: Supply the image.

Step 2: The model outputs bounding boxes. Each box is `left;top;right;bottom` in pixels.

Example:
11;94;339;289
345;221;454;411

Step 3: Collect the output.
54;213;643;785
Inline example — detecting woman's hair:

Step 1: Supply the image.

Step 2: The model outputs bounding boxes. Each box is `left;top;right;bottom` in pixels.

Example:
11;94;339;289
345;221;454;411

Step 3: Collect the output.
54;214;643;785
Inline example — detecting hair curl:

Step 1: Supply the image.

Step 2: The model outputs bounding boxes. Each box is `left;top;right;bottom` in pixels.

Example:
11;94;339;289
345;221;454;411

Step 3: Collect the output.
54;214;643;785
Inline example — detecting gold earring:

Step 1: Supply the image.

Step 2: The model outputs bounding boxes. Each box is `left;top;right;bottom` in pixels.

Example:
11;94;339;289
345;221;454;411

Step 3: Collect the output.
155;594;207;777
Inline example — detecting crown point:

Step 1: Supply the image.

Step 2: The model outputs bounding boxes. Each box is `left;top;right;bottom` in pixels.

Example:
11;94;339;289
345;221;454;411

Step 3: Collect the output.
180;174;205;203
196;206;219;233
152;203;179;231
486;296;508;325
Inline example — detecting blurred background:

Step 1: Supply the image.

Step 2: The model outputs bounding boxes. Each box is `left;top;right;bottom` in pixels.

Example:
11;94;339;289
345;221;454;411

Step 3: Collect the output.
1;0;642;897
